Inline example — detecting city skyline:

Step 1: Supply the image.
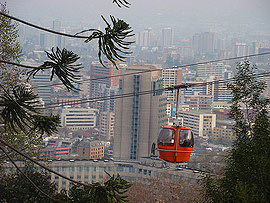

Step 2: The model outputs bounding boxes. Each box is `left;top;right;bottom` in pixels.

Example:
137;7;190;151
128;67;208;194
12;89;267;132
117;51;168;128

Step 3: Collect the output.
5;0;270;40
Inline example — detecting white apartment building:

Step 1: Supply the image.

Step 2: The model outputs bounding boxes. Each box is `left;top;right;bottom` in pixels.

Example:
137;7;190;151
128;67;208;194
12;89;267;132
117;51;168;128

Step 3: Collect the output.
183;93;213;112
197;63;231;78
100;112;115;140
178;110;216;137
162;68;182;104
61;108;98;130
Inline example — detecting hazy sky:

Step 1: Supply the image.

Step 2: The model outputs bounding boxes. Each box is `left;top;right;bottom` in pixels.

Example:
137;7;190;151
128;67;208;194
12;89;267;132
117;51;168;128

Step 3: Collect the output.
3;0;270;38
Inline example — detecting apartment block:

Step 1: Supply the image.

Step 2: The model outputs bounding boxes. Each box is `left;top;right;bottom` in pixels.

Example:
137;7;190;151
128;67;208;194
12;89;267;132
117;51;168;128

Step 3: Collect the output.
61;108;98;130
76;141;105;159
178;110;216;137
100;112;115;140
162;68;182;104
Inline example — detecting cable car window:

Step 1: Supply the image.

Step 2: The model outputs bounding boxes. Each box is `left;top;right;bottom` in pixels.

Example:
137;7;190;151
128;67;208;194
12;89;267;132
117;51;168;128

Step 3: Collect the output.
180;129;194;147
158;128;175;146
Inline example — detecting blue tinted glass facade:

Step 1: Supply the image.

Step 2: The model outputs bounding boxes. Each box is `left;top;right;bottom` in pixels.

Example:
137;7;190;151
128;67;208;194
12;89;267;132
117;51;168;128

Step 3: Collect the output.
130;75;140;159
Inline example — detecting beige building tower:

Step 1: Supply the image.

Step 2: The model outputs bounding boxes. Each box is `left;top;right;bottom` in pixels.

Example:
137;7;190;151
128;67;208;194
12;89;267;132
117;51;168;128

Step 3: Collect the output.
113;65;168;160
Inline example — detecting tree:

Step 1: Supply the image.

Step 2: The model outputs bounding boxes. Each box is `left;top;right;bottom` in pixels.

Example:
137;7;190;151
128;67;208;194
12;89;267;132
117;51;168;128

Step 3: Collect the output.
0;2;22;85
0;169;131;203
201;60;270;202
0;169;60;202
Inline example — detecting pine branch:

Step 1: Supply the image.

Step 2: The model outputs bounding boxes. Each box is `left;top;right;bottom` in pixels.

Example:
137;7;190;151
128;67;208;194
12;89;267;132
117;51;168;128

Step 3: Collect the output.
0;146;62;202
27;47;83;91
0;84;60;134
112;0;131;8
0;12;134;68
77;15;134;69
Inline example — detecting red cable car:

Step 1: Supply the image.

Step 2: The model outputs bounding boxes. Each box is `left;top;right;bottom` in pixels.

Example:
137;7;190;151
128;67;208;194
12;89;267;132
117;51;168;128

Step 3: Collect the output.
157;86;194;163
157;125;194;163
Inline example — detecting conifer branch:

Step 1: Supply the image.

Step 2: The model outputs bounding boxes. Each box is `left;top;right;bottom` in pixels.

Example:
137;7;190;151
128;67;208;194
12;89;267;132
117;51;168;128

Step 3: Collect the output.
0;146;61;202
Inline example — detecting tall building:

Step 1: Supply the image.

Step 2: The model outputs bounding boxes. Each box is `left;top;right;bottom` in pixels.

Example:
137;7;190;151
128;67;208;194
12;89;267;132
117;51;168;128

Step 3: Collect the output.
39;32;47;49
233;43;249;57
162;28;174;48
96;85;117;112
90;62;110;99
192;32;215;56
113;65;168;160
183;78;232;103
137;28;153;47
161;68;182;104
212;80;233;102
109;61;128;88
52;20;62;48
31;70;52;105
100;112;115;140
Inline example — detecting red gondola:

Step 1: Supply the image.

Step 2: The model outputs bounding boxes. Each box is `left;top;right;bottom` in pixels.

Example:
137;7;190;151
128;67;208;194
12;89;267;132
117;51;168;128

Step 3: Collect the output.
157;125;194;163
157;86;194;163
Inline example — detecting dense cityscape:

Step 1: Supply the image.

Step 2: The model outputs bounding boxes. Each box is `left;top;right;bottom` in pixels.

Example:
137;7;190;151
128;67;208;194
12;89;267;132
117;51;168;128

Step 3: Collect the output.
1;0;270;202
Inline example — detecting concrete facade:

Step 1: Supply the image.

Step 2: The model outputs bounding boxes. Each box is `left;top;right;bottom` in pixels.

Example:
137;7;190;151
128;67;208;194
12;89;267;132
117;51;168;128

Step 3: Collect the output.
61;108;98;130
114;65;168;161
178;110;216;138
162;68;182;104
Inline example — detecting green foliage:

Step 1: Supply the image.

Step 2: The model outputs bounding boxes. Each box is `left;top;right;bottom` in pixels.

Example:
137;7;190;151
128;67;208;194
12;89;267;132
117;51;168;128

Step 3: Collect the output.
0;2;22;62
0;3;22;86
0;85;60;135
0;169;59;203
77;15;134;68
27;47;83;91
32;115;61;135
201;61;270;202
0;169;131;203
69;172;131;203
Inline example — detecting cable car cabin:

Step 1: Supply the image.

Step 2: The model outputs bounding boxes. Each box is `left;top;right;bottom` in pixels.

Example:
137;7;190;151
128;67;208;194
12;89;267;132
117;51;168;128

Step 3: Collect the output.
157;126;194;163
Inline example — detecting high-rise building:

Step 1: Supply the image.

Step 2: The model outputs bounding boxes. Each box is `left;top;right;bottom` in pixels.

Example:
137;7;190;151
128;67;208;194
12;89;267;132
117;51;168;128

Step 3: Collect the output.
192;32;215;56
161;68;182;104
31;70;52;105
113;65;168;160
52;20;62;48
137;28;153;47
100;112;115;140
162;28;174;48
90;62;110;99
109;61;128;88
39;32;47;48
97;84;117;112
233;43;249;57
